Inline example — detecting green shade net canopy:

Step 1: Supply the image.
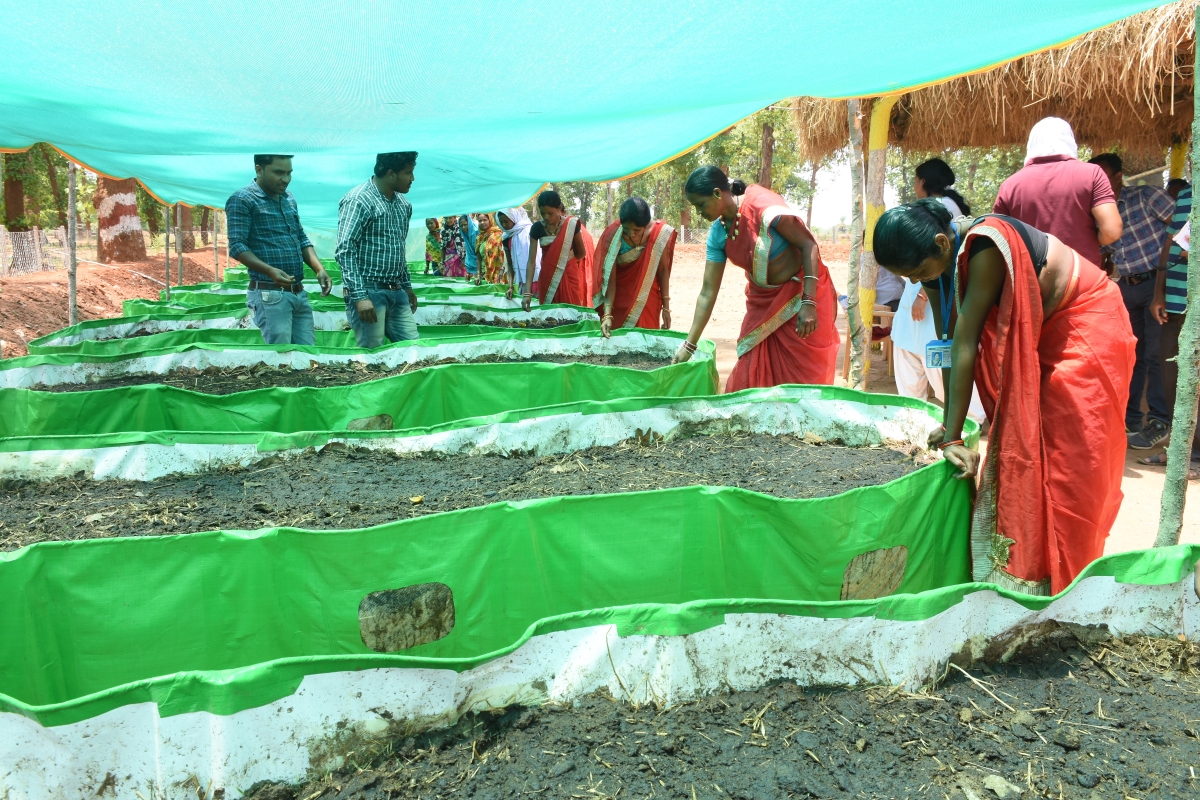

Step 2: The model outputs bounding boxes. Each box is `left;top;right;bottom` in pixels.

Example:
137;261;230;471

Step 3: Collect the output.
0;0;1164;253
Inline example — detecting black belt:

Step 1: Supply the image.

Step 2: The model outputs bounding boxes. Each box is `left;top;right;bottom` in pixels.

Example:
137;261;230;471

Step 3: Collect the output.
249;280;304;293
1119;272;1154;286
349;281;407;292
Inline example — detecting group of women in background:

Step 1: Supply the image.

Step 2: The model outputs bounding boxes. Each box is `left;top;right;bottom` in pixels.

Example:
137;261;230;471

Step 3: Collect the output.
434;150;1132;598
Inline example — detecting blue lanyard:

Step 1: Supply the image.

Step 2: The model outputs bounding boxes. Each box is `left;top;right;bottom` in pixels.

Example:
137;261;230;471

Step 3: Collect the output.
939;229;961;341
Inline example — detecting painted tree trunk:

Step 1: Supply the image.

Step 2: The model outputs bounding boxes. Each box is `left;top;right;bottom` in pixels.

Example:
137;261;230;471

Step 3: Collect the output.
200;207;210;246
1156;5;1200;547
846;100;867;391
180;205;196;252
858;94;901;388
94;176;146;263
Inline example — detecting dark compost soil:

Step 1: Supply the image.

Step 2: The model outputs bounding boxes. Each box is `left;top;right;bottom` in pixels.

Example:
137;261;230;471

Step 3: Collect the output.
0;434;919;550
35;352;671;394
243;631;1200;800
452;315;580;328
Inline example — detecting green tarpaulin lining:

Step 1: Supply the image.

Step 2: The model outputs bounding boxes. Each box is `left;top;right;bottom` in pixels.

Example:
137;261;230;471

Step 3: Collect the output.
0;347;716;444
0;1;1162;254
0;461;972;726
3;322;607;367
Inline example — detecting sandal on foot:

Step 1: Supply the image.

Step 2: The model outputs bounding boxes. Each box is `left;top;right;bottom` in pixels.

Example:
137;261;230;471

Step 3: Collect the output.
1138;453;1169;466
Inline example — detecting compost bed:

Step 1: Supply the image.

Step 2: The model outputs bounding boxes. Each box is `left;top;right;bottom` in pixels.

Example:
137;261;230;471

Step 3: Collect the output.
35;353;671;394
0;434;919;549
452;314;579;328
243;632;1198;800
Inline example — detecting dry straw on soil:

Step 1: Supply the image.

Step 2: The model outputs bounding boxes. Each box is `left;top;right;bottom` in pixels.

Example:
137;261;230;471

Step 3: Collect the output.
791;0;1197;166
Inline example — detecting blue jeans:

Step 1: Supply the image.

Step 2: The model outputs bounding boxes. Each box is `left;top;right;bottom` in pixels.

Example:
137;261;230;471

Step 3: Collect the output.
1120;277;1168;428
346;287;419;348
247;289;314;345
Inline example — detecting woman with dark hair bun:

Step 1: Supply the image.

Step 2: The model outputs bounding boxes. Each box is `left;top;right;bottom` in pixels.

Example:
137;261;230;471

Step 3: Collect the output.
521;189;596;310
913;158;971;217
874;197;1135;595
676;165;839;390
594;196;676;335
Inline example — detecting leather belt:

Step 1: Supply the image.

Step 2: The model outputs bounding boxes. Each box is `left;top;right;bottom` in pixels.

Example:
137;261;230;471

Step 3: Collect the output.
249;280;304;293
1119;272;1154;286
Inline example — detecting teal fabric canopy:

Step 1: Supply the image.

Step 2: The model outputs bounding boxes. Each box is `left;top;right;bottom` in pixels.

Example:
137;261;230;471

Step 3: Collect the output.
0;1;1165;253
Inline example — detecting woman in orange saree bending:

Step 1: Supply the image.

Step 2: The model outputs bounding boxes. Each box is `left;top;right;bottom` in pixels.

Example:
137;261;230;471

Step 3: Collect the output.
595;197;676;335
674;166;839;389
874;198;1136;595
521;190;597;311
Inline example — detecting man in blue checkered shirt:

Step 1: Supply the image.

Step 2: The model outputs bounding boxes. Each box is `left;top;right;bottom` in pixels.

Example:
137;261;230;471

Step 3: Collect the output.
225;155;333;345
1091;153;1175;449
336;152;420;348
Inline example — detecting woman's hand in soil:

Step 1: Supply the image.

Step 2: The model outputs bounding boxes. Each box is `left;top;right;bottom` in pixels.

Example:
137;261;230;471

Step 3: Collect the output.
672;343;694;364
522;295;533;313
942;444;979;479
506;285;514;301
911;291;927;321
600;316;612;338
796;303;818;338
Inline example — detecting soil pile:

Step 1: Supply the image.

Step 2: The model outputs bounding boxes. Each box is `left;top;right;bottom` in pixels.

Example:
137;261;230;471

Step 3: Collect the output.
0;434;920;550
452;315;580;328
36;352;671;394
242;631;1200;799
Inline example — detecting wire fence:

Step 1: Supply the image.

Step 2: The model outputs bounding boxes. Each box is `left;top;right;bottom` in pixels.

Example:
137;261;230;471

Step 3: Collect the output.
0;224;226;278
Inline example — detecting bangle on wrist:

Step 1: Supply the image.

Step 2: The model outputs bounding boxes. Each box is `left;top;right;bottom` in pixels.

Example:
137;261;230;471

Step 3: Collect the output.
681;340;697;353
937;439;965;451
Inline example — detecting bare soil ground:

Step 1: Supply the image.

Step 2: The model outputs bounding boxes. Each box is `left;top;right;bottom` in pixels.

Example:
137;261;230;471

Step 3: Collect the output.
244;631;1200;800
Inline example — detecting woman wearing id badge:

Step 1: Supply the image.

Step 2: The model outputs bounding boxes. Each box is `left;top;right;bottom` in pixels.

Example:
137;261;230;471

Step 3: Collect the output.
874;198;1135;596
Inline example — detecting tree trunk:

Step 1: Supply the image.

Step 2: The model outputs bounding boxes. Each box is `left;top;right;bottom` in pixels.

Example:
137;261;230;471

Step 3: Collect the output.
806;162;818;228
967;154;979;199
846;100;868;391
180;205;196;252
680;201;691;229
93;176;147;263
1157;3;1200;547
606;183;614;224
39;145;68;230
200;206;211;245
858;94;902;388
758;122;774;189
3;153;37;273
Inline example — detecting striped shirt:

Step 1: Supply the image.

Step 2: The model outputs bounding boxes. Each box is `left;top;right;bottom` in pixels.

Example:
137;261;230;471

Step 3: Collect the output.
224;182;314;283
1165;186;1191;315
1105;184;1174;277
335;179;413;302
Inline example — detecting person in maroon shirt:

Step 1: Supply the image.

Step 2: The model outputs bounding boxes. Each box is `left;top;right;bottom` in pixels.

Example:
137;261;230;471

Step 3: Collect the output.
993;117;1122;267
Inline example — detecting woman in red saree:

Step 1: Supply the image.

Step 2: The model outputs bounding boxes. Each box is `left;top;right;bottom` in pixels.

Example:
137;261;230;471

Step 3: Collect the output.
521;190;596;311
674;166;839;389
595;197;675;335
874;198;1136;595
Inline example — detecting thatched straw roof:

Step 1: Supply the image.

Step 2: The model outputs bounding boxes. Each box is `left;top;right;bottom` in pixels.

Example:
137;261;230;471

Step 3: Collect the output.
791;1;1196;168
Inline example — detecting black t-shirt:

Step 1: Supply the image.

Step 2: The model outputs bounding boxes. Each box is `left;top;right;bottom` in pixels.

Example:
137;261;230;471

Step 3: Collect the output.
921;215;1050;296
529;221;548;240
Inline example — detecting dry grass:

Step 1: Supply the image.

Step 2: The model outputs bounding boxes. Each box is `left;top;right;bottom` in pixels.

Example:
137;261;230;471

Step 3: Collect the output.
792;0;1196;165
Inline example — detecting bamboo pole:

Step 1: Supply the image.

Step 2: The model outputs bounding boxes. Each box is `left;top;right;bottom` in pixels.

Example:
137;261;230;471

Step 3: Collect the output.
67;162;78;325
1157;4;1200;547
175;203;183;284
163;206;171;301
856;94;901;388
846;99;867;390
212;207;219;281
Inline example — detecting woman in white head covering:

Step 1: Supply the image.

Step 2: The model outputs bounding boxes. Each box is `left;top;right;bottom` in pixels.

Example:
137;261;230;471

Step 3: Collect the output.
1023;117;1079;165
497;207;541;300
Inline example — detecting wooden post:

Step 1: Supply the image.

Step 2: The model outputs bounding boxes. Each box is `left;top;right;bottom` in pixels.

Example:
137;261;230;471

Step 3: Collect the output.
846;99;868;391
67;162;78;325
857;94;901;388
223;210;230;276
212;207;219;281
1170;140;1188;180
163;206;171;301
175;203;183;284
1157;4;1200;547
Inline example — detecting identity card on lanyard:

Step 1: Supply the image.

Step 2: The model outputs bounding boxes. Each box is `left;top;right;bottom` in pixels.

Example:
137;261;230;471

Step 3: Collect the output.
925;229;959;369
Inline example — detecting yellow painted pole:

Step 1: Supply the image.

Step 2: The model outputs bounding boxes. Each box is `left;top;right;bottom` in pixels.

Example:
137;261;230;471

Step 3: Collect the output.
855;94;901;389
1170;141;1188;180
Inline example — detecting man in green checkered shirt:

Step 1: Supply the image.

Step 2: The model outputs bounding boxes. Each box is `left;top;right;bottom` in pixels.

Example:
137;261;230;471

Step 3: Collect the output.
1149;179;1197;467
335;152;420;348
